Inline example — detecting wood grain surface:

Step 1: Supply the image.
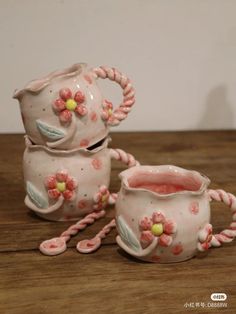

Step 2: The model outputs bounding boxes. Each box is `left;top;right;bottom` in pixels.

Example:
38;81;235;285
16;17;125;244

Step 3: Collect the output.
0;132;236;314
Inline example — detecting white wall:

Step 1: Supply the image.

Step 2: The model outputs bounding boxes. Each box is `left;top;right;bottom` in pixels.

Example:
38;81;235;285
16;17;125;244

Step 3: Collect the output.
1;0;236;133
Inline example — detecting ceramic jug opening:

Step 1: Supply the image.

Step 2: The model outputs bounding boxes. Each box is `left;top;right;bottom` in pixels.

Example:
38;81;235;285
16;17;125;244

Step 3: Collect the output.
86;137;107;151
127;170;203;195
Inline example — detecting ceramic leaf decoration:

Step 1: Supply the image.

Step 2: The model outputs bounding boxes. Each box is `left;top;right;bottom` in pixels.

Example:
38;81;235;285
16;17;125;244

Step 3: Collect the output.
36;120;66;140
116;215;141;252
26;181;48;209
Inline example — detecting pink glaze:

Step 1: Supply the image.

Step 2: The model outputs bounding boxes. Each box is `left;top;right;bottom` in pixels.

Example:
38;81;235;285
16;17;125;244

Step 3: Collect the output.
116;165;236;263
116;165;211;263
128;170;202;195
131;183;189;194
24;136;139;222
13;63;136;150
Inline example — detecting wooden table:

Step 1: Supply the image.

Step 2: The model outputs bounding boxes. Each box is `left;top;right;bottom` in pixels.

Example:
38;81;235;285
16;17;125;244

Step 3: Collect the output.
0;132;236;314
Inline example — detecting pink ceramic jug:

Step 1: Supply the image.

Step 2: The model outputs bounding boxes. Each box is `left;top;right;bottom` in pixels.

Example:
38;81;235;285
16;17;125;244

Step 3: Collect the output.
13;63;135;150
115;165;236;263
24;136;139;221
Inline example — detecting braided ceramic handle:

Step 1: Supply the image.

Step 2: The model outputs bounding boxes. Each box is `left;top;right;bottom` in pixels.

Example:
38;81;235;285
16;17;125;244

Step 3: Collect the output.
208;189;236;247
92;66;135;126
109;148;140;168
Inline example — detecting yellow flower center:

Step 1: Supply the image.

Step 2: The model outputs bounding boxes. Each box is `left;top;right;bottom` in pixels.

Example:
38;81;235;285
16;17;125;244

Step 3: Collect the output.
151;223;164;236
66;99;77;111
56;182;66;192
108;108;113;116
102;195;108;203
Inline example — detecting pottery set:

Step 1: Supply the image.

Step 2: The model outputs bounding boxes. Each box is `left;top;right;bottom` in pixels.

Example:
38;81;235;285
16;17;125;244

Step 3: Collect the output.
14;64;236;262
14;63;139;223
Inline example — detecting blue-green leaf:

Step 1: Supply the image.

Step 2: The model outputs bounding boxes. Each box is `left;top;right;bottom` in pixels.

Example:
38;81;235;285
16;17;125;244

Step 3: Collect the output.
116;216;141;252
36;119;65;140
26;181;48;209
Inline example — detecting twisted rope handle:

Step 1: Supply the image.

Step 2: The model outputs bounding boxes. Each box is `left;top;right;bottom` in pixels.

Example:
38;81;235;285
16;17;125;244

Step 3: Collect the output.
208;189;236;247
108;148;139;203
92;66;135;126
95;218;116;240
60;210;106;242
109;148;140;168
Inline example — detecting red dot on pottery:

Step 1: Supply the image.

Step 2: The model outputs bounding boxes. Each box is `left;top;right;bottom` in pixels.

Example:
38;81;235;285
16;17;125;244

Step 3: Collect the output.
80;139;90;147
49;244;58;249
92;158;102;170
189;201;199;215
64;215;72;220
84;74;92;84
77;199;87;209
172;243;183;255
90;111;98;122
86;241;95;248
151;255;161;262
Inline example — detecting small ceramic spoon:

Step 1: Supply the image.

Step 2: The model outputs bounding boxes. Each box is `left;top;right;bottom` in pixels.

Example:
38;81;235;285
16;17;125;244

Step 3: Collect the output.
77;219;116;253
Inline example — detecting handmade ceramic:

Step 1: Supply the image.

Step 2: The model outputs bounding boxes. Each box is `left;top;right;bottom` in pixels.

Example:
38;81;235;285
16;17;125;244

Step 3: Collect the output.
116;165;236;263
24;136;139;221
13;63;135;150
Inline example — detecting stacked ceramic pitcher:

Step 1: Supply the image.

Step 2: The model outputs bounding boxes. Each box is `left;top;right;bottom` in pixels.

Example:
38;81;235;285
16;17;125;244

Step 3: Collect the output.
13;63;139;254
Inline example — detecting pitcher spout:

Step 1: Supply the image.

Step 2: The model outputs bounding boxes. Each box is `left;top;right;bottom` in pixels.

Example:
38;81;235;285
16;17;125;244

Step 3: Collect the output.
13;63;87;100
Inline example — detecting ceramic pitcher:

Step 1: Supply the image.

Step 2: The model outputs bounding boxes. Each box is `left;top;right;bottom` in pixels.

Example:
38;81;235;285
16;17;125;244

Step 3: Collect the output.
24;136;139;221
13;63;135;150
115;165;236;263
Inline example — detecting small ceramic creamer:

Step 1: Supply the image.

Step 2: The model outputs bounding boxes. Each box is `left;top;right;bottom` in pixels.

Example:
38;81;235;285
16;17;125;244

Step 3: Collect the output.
116;165;236;263
13;63;135;150
24;136;139;221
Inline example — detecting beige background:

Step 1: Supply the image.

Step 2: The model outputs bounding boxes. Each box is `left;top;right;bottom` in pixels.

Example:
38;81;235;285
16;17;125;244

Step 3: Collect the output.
1;0;236;133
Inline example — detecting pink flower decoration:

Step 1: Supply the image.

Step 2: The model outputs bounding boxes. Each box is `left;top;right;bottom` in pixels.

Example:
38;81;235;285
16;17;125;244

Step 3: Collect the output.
53;88;87;123
197;223;213;252
45;170;78;201
93;185;110;211
101;99;114;123
139;211;177;248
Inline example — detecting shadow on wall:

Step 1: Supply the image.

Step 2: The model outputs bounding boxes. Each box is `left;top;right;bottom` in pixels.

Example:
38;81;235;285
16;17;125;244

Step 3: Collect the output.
198;85;234;130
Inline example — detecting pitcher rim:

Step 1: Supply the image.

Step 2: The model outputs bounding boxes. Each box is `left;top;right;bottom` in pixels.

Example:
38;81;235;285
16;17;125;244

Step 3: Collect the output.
13;63;87;99
24;135;110;155
119;165;211;198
